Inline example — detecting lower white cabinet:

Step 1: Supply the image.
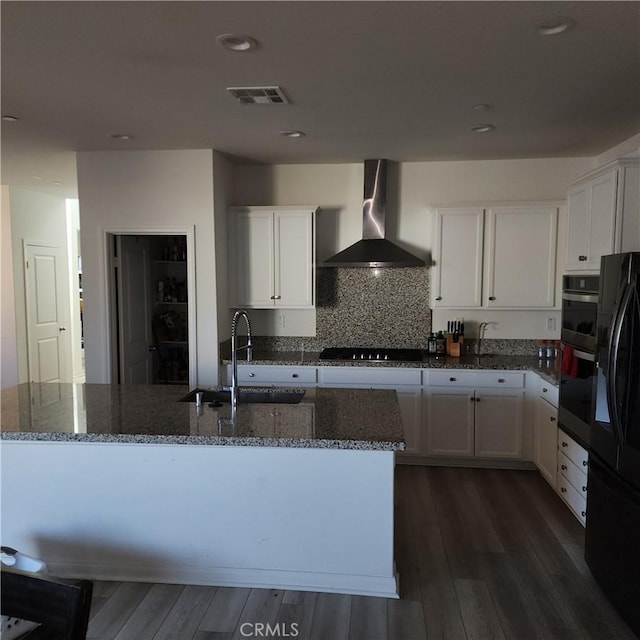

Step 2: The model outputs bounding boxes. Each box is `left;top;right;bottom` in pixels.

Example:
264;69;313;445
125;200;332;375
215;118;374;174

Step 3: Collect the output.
533;389;558;487
225;364;317;387
424;371;525;460
558;429;589;526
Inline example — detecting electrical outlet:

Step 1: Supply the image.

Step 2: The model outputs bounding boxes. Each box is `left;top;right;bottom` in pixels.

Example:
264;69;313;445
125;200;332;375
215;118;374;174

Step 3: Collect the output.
278;314;286;328
546;316;556;331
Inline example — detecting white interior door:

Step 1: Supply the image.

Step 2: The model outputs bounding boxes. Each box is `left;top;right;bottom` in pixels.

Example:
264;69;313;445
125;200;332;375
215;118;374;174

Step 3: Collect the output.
24;243;70;383
117;236;153;384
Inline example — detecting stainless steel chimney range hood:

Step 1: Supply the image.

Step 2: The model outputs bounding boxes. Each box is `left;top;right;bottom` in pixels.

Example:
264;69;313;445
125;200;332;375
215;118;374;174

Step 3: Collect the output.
322;159;425;268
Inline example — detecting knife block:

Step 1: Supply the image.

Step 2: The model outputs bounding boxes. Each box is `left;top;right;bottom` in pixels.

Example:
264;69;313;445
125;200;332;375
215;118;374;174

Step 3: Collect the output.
446;335;463;357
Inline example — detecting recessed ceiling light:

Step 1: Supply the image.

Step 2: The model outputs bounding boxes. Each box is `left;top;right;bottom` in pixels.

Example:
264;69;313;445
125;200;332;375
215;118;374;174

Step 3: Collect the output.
471;124;495;133
111;134;133;141
534;16;575;36
472;104;492;111
280;130;306;138
215;33;257;52
2;115;19;122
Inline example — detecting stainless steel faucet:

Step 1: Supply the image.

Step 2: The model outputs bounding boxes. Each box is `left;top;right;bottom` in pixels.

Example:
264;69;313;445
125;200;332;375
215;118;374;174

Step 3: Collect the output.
230;310;253;412
477;322;490;356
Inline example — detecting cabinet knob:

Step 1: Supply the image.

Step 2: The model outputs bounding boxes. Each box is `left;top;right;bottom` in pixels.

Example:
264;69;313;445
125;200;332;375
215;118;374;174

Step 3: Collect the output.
582;486;587;492
561;441;568;447
542;387;548;393
248;373;255;378
550;416;556;422
489;296;496;301
498;378;505;383
578;255;588;262
581;511;586;517
561;464;567;470
270;295;282;300
435;296;443;301
560;487;567;493
582;460;588;467
476;397;481;402
292;373;299;378
470;396;475;402
449;377;456;382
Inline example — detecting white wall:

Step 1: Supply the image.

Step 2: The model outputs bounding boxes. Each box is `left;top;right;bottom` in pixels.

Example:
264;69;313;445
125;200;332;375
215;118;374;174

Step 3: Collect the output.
77;150;219;385
8;187;71;382
233;157;594;339
1;186;18;387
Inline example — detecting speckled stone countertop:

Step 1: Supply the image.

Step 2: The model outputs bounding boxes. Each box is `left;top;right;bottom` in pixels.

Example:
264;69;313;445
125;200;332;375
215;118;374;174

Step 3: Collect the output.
222;352;560;386
0;383;405;451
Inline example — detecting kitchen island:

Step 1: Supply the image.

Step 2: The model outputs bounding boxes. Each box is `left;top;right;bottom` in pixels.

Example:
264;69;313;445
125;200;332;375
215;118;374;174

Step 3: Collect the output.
1;383;404;598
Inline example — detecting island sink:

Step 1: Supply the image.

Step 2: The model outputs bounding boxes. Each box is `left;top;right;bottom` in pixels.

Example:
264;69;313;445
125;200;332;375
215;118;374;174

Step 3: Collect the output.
179;387;306;404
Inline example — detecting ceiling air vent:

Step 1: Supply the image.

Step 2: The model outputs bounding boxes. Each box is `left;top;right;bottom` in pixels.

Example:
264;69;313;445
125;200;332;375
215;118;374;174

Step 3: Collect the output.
227;86;290;105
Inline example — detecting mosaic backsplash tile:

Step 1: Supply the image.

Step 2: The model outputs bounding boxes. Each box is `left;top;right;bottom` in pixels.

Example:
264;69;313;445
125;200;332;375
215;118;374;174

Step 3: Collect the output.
316;267;431;348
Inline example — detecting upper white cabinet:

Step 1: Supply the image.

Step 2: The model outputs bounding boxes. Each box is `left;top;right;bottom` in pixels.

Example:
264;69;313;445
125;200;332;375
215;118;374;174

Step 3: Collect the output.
432;204;558;308
565;160;640;272
228;206;317;308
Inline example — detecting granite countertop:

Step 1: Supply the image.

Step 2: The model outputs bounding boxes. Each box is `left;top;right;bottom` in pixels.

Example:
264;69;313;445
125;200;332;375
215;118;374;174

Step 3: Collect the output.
0;383;405;452
222;351;560;386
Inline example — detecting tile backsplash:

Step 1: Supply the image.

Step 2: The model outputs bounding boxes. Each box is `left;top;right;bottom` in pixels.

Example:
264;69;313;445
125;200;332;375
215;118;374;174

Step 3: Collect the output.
316;267;431;348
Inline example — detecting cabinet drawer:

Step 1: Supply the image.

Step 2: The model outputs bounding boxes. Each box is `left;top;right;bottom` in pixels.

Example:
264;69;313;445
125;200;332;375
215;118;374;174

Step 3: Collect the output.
539;381;559;407
557;475;587;526
318;367;421;386
558;429;589;470
236;365;317;385
426;370;523;388
558;451;588;498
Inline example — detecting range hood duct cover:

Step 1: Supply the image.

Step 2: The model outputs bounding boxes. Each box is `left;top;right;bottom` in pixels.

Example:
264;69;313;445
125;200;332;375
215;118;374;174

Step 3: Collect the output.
322;159;425;268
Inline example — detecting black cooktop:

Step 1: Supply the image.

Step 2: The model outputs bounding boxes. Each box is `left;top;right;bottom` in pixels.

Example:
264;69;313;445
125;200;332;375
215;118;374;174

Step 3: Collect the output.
319;347;424;362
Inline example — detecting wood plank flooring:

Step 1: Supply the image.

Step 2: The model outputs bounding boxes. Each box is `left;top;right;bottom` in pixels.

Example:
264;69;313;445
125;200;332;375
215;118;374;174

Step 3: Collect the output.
86;466;637;640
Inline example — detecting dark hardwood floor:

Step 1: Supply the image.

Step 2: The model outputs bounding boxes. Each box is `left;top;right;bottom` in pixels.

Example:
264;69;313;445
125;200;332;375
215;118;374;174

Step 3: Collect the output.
86;466;637;640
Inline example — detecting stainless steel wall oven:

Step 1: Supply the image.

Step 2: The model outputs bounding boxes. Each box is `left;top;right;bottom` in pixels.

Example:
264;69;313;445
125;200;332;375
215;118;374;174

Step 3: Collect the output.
559;275;599;447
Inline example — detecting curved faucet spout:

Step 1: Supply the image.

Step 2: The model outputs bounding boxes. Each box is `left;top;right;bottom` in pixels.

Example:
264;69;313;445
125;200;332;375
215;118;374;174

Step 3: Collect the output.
230;310;253;415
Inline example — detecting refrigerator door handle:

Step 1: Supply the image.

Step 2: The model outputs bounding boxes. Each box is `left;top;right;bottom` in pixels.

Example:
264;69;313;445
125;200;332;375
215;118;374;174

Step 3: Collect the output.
608;280;635;443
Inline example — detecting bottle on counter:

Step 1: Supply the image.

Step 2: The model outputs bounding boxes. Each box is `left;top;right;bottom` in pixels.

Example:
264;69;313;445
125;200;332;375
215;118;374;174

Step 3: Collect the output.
435;331;446;355
427;332;437;355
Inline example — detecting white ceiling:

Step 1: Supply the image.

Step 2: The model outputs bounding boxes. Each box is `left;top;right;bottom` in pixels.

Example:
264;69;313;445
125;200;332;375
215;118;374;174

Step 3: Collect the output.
2;1;640;199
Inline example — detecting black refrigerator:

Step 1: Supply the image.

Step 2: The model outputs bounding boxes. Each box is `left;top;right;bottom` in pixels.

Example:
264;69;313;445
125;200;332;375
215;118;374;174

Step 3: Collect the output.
586;252;640;636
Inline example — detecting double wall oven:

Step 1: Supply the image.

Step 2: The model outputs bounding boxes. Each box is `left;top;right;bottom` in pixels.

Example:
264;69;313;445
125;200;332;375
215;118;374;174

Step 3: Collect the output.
559;275;599;448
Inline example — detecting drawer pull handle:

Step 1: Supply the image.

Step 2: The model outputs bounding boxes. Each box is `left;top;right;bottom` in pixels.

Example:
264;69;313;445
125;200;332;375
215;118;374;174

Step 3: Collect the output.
498;378;505;383
561;465;567;470
435;296;443;301
248;373;255;378
581;511;586;517
550;416;556;422
578;255;588;262
292;374;299;378
561;442;568;447
582;486;587;492
582;460;588;467
489;296;496;301
542;387;548;393
270;295;282;300
560;487;567;493
449;377;456;382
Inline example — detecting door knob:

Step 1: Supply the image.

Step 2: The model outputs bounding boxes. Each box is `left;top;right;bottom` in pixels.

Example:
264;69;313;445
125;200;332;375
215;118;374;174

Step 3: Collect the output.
148;345;157;352
435;296;443;301
58;327;67;332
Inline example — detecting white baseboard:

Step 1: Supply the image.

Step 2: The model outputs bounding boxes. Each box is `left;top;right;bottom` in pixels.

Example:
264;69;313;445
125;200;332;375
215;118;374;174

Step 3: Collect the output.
47;560;400;599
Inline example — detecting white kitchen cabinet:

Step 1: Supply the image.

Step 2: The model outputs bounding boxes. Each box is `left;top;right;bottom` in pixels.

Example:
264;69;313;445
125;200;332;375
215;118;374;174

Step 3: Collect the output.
425;370;524;459
534;392;558;487
228;206;317;308
317;367;422;456
432;208;484;308
432;204;558;309
224;364;317;387
557;428;589;527
565;160;640;272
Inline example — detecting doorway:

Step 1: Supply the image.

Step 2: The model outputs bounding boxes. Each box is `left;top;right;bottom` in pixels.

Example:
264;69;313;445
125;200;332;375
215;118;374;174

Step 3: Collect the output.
108;233;194;386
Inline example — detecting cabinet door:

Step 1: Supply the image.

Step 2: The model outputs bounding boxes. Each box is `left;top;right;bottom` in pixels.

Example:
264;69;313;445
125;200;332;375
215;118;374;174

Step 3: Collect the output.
474;389;523;458
587;169;618;270
426;387;475;456
274;211;314;308
432;208;484;308
231;211;275;307
534;397;558;487
396;387;422;456
484;207;558;308
566;185;590;270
